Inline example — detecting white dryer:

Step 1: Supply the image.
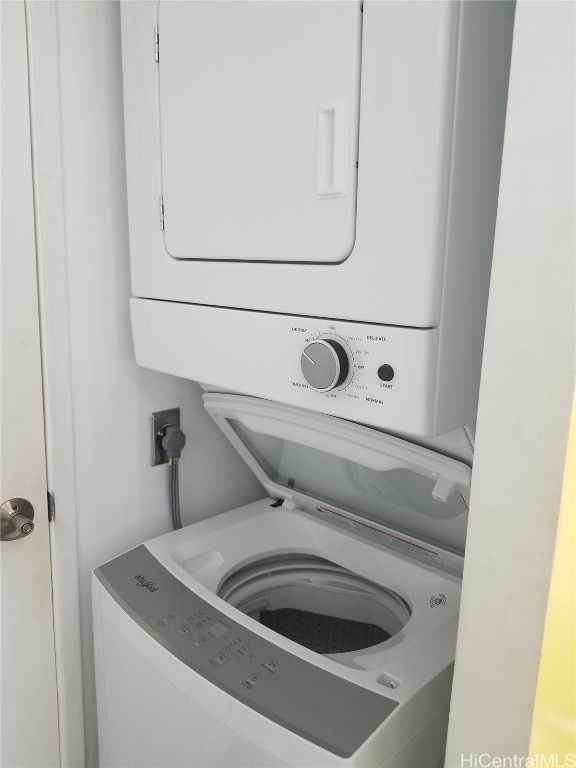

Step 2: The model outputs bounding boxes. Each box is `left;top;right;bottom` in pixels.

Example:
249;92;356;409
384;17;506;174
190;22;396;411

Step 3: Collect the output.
93;395;471;767
121;0;515;436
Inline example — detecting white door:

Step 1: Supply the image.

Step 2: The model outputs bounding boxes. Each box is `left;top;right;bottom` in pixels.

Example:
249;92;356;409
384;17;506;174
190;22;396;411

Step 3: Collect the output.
158;1;362;263
1;2;60;766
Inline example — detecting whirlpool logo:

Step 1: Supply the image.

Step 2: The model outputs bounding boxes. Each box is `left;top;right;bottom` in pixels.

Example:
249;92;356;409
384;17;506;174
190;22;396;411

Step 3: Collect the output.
134;573;159;592
430;593;447;608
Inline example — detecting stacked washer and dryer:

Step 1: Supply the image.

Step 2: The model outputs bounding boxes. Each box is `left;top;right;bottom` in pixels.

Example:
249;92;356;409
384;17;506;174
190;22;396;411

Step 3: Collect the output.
93;2;515;766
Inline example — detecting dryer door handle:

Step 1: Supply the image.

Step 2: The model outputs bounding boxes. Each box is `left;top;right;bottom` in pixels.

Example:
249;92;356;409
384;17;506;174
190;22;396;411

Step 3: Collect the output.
316;100;349;198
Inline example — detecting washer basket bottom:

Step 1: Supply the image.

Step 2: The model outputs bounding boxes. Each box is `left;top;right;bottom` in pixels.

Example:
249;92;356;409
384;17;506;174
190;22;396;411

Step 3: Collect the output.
260;607;390;654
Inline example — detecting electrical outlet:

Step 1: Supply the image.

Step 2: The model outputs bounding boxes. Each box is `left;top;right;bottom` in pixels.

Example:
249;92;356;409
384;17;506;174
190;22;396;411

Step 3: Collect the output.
151;408;181;466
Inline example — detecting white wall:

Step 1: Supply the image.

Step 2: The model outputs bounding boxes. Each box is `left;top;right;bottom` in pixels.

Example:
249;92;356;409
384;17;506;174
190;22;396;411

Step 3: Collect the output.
31;3;264;765
445;1;575;761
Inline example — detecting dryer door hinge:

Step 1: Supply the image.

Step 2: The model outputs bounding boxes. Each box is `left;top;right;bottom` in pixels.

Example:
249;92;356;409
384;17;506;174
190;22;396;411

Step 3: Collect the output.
159;196;165;230
47;491;56;523
154;26;160;63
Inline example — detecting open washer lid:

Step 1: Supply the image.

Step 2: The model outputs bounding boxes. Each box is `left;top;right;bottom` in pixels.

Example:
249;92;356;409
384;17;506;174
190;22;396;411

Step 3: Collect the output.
204;394;471;572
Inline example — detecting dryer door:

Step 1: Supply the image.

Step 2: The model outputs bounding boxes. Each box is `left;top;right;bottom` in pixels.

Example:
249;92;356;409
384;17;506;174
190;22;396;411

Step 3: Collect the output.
204;394;471;566
158;0;361;262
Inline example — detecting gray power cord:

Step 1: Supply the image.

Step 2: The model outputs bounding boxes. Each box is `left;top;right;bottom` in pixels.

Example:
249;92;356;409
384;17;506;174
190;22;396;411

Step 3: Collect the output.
158;424;187;530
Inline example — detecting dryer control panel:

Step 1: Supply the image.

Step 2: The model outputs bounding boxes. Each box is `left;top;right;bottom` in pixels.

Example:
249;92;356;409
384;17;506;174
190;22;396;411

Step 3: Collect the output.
132;299;446;435
300;336;397;392
296;328;407;395
131;298;446;435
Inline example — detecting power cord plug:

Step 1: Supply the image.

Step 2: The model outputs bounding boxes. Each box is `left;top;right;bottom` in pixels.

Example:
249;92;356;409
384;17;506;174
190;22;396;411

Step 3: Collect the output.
157;424;187;530
158;424;186;463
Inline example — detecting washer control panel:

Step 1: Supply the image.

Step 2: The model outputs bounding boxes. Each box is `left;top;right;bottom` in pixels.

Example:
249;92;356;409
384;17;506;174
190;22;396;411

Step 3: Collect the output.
95;545;397;758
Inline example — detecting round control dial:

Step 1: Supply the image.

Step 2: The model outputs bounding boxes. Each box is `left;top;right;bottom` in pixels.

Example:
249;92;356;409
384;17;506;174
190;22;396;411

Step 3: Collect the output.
301;339;350;392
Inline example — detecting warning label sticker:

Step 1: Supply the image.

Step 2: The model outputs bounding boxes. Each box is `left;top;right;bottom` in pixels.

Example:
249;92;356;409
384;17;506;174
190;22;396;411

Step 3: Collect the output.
314;505;443;566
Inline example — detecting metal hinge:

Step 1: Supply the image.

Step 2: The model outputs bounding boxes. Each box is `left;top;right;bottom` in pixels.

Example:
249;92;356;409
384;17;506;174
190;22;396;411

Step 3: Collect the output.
159;196;165;230
47;492;56;523
154;25;160;62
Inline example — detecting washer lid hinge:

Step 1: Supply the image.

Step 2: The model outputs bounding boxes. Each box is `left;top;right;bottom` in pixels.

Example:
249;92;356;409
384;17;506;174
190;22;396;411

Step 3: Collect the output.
269;496;296;510
159;196;165;230
154;26;159;63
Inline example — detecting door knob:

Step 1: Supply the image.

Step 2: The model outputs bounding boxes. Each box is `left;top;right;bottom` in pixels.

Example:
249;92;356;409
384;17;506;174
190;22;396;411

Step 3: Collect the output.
1;498;35;541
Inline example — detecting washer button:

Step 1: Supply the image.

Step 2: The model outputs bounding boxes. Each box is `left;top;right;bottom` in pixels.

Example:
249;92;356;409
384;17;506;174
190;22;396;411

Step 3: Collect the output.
242;674;260;690
377;364;395;382
209;652;229;668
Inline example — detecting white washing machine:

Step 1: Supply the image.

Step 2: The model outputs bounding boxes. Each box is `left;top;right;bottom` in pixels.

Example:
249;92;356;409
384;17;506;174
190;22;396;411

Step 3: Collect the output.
93;395;471;767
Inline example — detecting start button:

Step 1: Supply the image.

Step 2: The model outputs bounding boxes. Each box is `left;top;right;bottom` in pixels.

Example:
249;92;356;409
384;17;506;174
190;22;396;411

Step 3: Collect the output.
377;364;395;382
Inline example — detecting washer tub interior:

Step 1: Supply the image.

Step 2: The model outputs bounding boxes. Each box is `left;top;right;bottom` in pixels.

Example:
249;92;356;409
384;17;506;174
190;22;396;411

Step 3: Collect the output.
218;555;411;659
